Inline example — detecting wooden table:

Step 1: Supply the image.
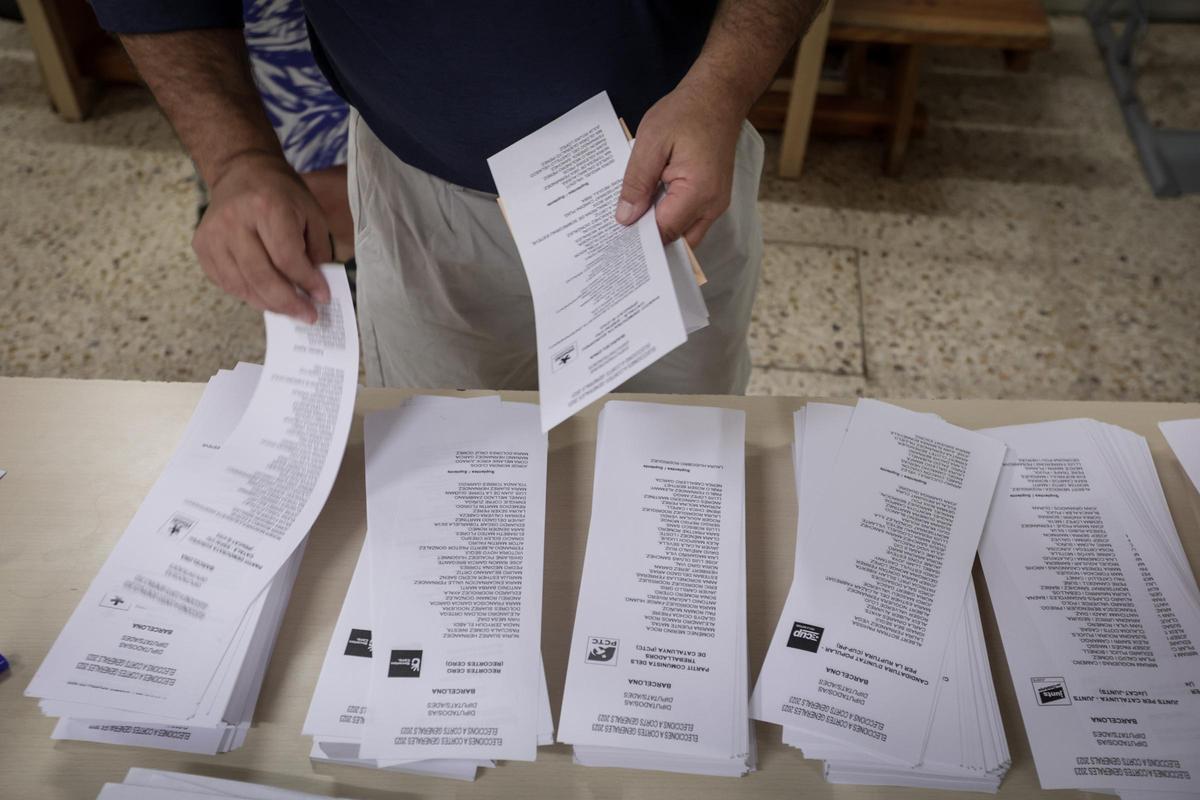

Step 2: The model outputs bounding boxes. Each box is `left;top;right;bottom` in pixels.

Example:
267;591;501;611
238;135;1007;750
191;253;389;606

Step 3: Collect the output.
1;377;1197;799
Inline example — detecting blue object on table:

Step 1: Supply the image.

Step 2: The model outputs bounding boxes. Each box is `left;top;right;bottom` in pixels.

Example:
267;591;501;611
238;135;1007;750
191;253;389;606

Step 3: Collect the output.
0;653;8;673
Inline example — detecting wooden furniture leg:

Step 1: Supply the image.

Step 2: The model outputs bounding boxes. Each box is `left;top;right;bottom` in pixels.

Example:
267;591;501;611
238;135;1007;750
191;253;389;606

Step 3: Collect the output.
779;0;835;178
845;41;869;96
883;43;923;176
15;0;94;120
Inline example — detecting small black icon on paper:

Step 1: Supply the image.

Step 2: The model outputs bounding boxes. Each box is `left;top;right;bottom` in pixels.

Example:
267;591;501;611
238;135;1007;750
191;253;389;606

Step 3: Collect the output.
1032;677;1071;706
100;593;130;611
158;512;197;539
552;344;577;372
787;621;824;653
344;628;373;658
586;636;618;665
388;650;423;678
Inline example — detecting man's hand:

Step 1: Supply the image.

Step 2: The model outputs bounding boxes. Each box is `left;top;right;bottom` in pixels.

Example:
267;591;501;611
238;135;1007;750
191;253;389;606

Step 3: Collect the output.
119;29;332;323
616;77;744;248
194;153;332;323
616;0;824;248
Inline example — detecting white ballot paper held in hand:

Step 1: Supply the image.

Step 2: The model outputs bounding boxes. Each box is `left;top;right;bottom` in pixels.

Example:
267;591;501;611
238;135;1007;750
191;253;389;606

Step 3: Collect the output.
27;265;359;721
357;396;548;763
558;400;753;776
487;92;698;432
753;399;1006;766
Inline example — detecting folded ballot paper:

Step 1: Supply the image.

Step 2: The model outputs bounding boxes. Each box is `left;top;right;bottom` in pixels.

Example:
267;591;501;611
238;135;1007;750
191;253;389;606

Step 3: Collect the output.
978;419;1200;798
26;265;358;753
97;767;354;799
304;395;554;780
558;400;754;777
488;92;708;432
753;400;1010;792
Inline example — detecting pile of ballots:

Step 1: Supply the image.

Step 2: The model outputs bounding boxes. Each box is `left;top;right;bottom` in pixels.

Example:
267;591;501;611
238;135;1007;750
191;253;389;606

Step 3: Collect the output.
303;396;553;780
25;265;359;753
97;768;354;799
979;419;1200;797
557;401;753;776
753;400;1011;792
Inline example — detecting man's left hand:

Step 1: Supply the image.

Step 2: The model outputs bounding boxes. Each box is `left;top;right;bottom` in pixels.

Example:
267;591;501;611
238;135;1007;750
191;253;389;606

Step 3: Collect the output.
616;77;745;248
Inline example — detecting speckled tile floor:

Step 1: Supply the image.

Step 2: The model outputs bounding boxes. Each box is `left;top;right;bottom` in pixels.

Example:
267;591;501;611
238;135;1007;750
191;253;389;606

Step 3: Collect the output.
1;17;1198;399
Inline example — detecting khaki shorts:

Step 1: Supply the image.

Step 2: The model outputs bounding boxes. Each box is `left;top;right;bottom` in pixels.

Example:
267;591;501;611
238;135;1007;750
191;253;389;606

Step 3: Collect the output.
348;108;764;394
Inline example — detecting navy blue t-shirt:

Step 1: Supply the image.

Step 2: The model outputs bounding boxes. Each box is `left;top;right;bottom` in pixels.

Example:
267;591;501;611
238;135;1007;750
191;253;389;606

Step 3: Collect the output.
90;1;719;192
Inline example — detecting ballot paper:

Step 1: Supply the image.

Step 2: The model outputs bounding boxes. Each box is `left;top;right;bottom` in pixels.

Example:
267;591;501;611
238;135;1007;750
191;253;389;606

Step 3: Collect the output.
753;399;1006;768
1160;418;1200;496
487;92;700;432
808;583;1011;793
303;484;553;781
37;363;309;753
303;395;550;775
558;400;753;777
358;397;547;763
28;263;358;725
754;403;1010;793
978;419;1200;795
98;767;355;799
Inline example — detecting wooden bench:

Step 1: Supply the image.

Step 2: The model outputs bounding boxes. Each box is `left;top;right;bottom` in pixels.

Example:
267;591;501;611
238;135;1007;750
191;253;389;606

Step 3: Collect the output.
755;0;1053;178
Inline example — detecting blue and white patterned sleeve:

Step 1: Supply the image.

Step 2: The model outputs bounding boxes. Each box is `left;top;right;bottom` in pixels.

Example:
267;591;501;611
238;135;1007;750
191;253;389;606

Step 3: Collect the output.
242;0;349;174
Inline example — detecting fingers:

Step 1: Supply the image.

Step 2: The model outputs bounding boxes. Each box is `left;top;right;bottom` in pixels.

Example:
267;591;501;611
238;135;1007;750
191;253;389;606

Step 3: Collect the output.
655;181;704;245
617;135;669;226
196;215;319;323
258;203;332;305
683;216;717;250
195;233;266;312
192;163;333;323
236;230;319;323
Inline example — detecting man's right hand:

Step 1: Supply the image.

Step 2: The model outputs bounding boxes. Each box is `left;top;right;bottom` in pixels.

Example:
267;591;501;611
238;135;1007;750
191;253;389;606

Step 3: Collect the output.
192;152;333;323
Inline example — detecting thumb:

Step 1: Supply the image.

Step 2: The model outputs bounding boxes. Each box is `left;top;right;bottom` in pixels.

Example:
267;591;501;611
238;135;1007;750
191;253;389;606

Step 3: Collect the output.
616;137;667;226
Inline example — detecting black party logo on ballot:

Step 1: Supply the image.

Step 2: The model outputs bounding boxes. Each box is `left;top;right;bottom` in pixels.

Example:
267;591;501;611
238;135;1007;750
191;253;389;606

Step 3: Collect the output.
787;621;825;653
1031;676;1072;706
388;650;423;678
586;636;619;665
344;628;373;658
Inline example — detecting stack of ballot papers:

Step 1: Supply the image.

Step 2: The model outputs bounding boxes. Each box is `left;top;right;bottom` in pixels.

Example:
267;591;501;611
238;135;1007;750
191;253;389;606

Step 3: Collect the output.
558;400;754;777
1160;418;1200;495
978;418;1200;798
753;400;1011;792
26;265;359;754
303;395;553;781
488;92;708;432
97;768;353;799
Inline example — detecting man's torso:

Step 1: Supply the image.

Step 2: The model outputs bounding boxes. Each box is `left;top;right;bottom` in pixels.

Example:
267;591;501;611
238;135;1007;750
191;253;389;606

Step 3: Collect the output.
305;0;719;192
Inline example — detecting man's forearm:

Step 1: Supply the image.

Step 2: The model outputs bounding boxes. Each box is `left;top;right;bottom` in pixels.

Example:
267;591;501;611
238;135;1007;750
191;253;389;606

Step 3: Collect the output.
121;29;284;187
685;0;828;116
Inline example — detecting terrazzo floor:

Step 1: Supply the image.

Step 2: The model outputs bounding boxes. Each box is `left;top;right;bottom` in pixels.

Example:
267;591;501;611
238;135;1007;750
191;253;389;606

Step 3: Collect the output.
1;17;1197;400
